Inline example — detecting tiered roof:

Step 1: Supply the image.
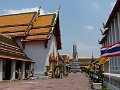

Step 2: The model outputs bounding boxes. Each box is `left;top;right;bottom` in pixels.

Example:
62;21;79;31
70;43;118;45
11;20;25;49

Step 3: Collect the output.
0;34;31;62
24;14;56;41
0;11;62;49
0;12;36;37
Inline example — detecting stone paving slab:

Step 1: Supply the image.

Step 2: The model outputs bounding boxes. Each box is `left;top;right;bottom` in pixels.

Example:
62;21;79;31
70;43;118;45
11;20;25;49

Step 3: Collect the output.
0;72;92;90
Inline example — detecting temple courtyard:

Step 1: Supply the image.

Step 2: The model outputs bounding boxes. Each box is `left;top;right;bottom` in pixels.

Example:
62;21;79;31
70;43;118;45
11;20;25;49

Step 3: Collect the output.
0;73;91;90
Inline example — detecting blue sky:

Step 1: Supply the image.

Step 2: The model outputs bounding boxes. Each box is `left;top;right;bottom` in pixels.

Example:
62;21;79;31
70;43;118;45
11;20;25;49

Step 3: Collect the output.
0;0;116;58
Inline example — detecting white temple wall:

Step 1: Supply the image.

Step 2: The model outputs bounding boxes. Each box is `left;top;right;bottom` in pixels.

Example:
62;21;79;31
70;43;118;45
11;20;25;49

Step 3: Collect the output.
23;34;58;75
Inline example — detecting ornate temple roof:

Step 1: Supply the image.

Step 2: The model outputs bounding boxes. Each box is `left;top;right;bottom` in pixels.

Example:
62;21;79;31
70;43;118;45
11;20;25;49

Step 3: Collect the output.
0;34;32;62
24;14;56;41
0;11;62;49
0;12;36;37
99;35;107;44
32;14;56;28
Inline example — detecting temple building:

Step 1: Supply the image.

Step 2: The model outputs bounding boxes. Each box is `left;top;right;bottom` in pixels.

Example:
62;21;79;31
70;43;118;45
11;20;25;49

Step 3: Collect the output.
78;57;98;68
0;8;62;79
99;0;120;89
0;34;33;81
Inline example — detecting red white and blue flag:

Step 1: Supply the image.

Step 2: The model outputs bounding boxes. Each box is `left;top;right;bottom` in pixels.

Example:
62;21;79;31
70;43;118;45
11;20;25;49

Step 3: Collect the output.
101;42;120;58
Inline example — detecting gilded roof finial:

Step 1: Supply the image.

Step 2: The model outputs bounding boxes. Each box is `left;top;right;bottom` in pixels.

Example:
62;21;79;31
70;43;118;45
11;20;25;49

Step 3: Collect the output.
102;22;105;29
56;5;61;14
38;5;42;15
100;28;103;35
98;39;100;43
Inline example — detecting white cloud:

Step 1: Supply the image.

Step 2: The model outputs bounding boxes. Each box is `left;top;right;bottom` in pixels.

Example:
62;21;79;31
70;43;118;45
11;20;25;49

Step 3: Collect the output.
110;1;116;8
3;7;45;15
83;25;94;31
93;3;100;9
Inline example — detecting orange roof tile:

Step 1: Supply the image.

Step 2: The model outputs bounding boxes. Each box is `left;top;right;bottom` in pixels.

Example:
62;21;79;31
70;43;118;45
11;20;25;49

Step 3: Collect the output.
25;35;49;41
0;47;24;55
0;12;35;27
0;12;61;50
0;54;32;62
29;28;51;35
0;26;28;33
33;14;56;28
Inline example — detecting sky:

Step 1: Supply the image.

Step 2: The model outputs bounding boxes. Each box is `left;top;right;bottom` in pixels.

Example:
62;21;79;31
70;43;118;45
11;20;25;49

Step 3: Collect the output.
0;0;116;58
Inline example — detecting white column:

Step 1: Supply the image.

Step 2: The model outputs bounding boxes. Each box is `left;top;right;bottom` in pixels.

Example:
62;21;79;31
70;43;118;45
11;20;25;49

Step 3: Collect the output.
11;60;16;80
0;60;3;81
114;17;117;43
21;62;25;79
114;17;118;72
118;11;120;42
117;11;120;71
29;63;32;77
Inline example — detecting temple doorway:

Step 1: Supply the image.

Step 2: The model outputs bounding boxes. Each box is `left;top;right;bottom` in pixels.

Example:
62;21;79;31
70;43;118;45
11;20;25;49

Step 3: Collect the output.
3;59;11;80
15;61;22;79
25;62;30;78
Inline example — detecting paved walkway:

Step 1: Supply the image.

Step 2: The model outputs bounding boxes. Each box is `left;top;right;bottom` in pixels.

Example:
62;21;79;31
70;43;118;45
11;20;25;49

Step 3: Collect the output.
0;72;92;90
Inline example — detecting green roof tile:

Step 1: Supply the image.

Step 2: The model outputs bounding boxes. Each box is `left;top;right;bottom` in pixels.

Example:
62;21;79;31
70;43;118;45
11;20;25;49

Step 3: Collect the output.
0;34;31;61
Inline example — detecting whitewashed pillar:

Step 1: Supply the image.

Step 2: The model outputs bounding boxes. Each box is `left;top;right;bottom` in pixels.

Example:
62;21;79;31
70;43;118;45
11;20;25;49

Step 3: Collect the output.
29;63;32;77
0;60;3;81
117;12;120;71
21;62;25;79
117;11;120;41
11;60;16;80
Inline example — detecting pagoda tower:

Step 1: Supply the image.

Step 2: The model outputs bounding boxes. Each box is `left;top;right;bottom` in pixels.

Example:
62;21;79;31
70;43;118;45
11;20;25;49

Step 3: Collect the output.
73;43;78;61
70;43;81;72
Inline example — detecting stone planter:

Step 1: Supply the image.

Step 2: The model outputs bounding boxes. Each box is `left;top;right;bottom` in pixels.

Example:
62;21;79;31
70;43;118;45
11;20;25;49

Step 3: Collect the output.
92;83;102;89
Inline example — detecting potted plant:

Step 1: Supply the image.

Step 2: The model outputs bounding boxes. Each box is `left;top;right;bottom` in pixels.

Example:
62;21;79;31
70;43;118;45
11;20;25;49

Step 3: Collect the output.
44;65;50;76
92;70;103;89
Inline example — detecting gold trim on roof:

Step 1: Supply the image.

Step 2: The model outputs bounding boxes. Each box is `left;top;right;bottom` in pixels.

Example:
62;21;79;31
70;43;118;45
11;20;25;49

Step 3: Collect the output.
0;33;12;40
33;15;54;27
26;35;48;40
0;40;20;49
29;28;51;35
0;26;28;33
0;43;20;51
0;47;24;55
5;32;26;37
0;13;35;27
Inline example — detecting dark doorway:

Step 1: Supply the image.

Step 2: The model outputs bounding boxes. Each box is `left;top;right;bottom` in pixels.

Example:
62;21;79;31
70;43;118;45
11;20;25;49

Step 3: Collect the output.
15;61;22;79
25;62;30;78
3;59;11;80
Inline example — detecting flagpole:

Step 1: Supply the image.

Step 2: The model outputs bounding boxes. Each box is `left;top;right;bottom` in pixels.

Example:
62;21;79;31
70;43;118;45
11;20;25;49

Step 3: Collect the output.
103;63;104;71
108;58;111;89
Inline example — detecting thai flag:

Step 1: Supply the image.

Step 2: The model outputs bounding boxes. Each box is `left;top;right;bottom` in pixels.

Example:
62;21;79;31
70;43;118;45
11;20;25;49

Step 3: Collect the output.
101;42;120;57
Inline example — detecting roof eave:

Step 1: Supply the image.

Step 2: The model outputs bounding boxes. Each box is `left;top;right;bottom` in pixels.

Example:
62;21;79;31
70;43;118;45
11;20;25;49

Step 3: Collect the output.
105;0;120;28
